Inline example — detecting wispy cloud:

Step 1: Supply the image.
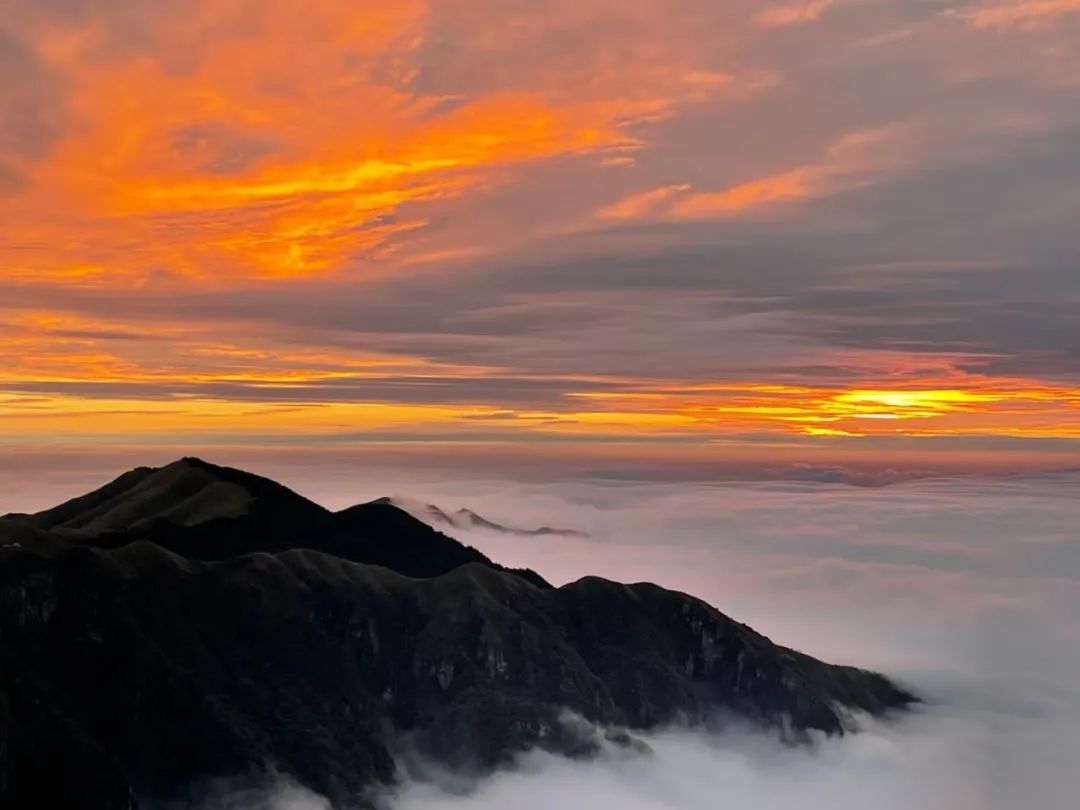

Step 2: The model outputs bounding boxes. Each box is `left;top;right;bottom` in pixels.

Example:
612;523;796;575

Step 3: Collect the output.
595;184;691;220
754;0;848;27
594;126;913;220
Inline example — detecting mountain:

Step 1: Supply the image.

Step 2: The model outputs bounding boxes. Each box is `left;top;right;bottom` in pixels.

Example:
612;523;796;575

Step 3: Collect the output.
0;459;915;809
3;457;549;588
377;497;586;537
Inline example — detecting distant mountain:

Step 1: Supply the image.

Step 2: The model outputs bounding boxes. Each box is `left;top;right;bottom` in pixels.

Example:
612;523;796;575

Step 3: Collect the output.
376;496;587;537
0;459;915;809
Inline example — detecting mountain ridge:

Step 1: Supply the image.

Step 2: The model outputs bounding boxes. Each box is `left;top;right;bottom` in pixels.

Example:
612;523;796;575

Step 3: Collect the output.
374;496;587;538
3;457;551;588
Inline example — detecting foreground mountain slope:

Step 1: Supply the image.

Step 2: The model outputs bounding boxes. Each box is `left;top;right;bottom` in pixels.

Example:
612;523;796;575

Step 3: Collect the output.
0;462;915;809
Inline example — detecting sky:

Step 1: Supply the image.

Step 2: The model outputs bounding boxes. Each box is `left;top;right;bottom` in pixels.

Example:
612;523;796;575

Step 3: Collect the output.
2;0;1080;475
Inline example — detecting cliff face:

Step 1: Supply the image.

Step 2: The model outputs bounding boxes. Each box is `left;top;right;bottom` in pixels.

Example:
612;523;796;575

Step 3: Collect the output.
0;460;914;809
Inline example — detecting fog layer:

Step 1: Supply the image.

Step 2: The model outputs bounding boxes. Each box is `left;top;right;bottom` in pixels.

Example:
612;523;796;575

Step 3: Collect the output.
370;473;1080;810
167;470;1080;808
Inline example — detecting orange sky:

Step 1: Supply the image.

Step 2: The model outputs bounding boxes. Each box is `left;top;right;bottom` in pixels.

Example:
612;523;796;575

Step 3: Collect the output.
2;0;1079;475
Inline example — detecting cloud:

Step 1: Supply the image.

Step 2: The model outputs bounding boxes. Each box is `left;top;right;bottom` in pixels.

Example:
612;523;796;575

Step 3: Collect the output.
754;0;848;28
760;463;923;485
671;126;913;218
161;775;333;809
181;470;1080;809
2;0;1080;459
670;168;815;216
594;184;691;220
0;0;735;283
385;472;1080;809
379;712;1006;810
592;127;915;221
0;30;66;160
958;0;1080;29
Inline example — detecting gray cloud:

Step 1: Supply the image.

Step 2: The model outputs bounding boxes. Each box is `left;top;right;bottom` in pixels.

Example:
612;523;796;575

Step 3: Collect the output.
0;29;66;160
0;159;28;195
0;375;624;407
170;123;279;176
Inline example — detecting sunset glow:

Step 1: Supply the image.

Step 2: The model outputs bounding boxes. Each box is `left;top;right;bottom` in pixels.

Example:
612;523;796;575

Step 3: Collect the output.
2;0;1079;473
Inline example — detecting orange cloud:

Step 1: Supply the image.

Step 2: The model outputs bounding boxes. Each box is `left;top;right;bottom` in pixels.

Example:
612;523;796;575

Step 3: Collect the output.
595;184;692;220
594;171;814;223
0;311;508;392
3;310;1079;445
595;126;911;221
569;380;1080;439
1;0;730;284
670;169;814;217
755;0;845;27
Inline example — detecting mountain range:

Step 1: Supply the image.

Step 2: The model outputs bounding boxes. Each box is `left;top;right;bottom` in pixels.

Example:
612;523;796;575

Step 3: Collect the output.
374;496;586;537
0;458;915;809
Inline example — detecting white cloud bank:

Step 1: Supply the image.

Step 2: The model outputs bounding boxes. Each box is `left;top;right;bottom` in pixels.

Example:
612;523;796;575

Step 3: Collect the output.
206;471;1080;809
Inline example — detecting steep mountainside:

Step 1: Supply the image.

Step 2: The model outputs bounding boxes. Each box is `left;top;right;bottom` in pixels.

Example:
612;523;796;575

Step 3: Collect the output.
0;460;915;810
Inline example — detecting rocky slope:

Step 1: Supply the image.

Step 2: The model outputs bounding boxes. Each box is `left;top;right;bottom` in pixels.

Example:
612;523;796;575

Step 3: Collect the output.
0;459;915;809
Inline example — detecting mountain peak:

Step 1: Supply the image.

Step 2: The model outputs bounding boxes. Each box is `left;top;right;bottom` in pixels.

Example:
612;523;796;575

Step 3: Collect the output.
383;496;586;537
16;457;319;535
8;459;552;587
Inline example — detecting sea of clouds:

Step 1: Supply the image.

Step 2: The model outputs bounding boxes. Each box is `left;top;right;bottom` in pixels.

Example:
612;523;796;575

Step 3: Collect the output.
139;468;1080;809
352;472;1078;810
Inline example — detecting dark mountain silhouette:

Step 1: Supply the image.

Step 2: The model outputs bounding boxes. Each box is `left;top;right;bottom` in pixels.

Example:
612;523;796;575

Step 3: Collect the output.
5;457;549;588
375;496;587;537
0;459;915;809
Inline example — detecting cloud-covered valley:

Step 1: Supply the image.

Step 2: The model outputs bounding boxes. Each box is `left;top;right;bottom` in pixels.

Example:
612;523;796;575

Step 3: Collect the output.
189;468;1080;809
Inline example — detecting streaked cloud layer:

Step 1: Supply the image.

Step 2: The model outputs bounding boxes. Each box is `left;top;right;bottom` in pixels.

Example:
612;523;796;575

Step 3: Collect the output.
2;0;1079;469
